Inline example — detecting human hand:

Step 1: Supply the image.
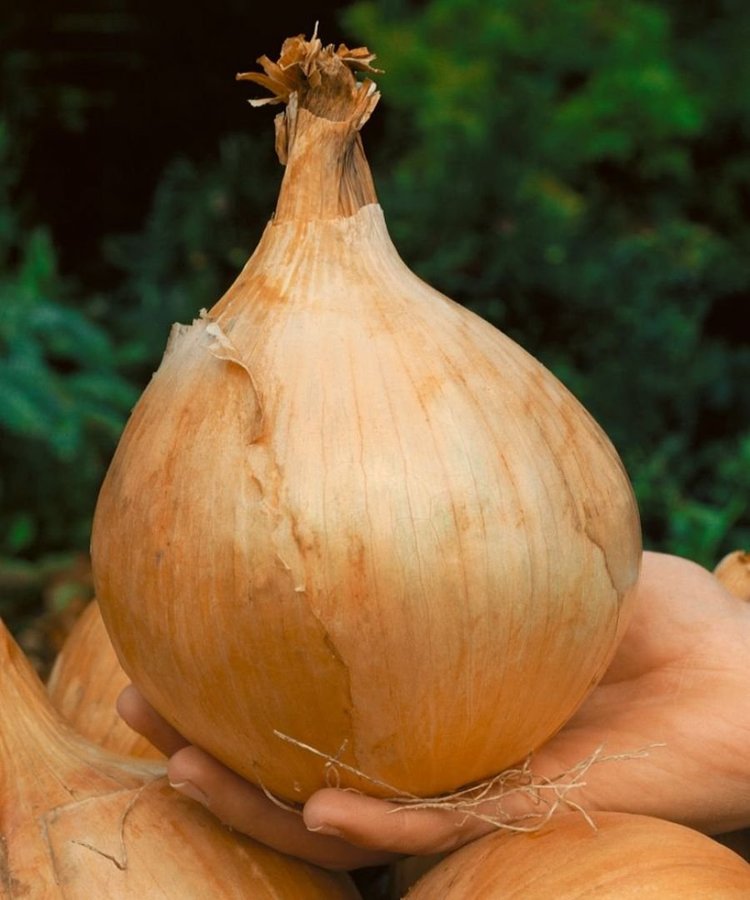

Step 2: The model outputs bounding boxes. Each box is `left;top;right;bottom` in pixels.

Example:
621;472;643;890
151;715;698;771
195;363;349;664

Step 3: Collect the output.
118;550;750;869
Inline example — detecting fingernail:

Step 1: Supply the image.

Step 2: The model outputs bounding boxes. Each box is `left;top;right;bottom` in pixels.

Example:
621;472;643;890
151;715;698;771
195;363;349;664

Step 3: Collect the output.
170;780;209;808
305;818;343;838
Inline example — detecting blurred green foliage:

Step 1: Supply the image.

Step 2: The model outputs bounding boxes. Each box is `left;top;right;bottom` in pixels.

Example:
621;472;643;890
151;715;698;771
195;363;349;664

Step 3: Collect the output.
0;118;136;597
104;135;280;364
1;0;748;623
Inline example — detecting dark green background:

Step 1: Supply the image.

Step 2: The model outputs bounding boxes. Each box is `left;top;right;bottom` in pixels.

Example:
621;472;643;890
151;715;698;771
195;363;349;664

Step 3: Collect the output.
2;0;749;632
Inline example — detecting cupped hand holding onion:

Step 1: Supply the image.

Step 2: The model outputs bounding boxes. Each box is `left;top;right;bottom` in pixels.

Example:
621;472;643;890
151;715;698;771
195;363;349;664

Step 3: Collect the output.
92;31;641;810
119;550;750;872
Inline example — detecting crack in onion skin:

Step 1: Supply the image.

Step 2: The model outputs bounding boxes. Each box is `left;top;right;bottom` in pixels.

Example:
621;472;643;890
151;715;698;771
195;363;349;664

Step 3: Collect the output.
90;34;642;804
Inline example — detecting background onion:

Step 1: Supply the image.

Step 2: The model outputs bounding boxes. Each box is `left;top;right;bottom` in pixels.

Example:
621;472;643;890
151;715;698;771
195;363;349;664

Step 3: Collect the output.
0;618;360;898
714;550;750;601
405;812;750;898
47;599;162;759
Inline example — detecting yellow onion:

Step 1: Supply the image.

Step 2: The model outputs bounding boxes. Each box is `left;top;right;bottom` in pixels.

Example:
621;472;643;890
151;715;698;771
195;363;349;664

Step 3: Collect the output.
91;33;641;803
404;812;750;898
0;619;359;898
714;550;750;601
47;599;161;759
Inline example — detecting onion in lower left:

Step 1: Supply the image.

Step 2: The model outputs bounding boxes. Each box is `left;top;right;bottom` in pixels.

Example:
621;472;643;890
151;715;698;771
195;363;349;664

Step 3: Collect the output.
0;619;360;899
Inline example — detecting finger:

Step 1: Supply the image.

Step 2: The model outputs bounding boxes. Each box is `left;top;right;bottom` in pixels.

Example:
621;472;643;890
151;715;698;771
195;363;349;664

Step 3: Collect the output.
167;746;396;871
116;684;190;757
303;788;494;856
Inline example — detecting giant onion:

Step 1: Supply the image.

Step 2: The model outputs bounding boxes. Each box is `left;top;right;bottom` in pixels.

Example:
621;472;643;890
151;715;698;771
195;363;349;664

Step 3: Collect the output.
91;33;642;804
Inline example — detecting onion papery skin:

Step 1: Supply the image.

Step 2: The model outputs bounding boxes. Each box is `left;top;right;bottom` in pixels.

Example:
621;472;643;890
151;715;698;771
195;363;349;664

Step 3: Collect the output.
47;599;162;759
404;812;750;898
91;39;641;803
41;780;360;899
714;550;750;600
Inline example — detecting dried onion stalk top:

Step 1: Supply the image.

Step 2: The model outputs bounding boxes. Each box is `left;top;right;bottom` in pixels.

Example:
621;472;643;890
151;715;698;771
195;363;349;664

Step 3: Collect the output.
237;34;381;220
